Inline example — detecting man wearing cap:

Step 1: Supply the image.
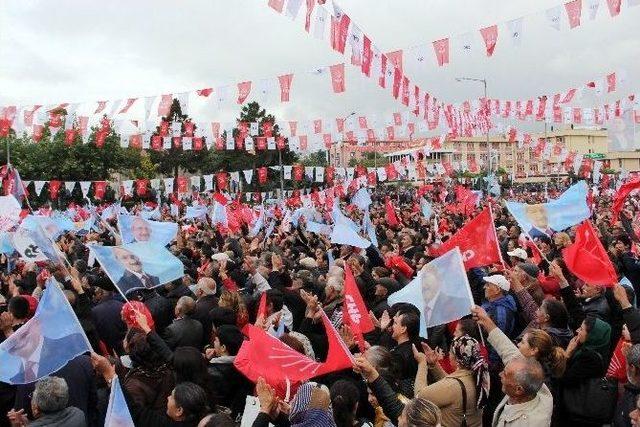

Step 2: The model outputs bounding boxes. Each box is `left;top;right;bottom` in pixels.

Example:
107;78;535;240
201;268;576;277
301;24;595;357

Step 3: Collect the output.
506;248;528;267
481;275;517;340
515;262;546;304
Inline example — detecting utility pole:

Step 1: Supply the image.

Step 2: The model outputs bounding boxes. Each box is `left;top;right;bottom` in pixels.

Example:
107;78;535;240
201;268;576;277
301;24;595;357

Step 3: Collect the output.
456;77;489;171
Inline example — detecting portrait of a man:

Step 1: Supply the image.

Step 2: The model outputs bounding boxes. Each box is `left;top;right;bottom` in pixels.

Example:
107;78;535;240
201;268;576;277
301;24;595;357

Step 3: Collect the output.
523;203;553;238
420;266;470;327
130;217;152;242
113;247;159;294
5;318;86;384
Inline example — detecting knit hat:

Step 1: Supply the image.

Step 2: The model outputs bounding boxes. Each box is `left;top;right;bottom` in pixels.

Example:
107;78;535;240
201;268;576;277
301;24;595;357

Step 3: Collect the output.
518;262;540;279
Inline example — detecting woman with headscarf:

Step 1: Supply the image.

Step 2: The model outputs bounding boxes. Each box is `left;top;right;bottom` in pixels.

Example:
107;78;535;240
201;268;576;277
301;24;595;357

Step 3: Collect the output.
560;316;612;426
412;336;488;427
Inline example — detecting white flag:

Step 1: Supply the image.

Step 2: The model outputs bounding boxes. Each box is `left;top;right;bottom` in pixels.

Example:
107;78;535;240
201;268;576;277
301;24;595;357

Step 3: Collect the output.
507;17;524;45
314;5;328;40
546;6;562;30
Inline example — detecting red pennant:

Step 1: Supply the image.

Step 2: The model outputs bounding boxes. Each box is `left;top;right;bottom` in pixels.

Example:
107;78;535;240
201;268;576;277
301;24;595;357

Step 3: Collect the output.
361;36;372;76
64;129;77;145
176;177;188;193
94;101;108;114
432;38;450;66
606;0;622;16
329;63;346;93
158;94;172;117
607;72;617;93
343;265;374;352
93;181;107;200
237;81;252;104
386;50;403;74
49;180;62;199
392;68;402;99
135;179;148;196
196;88;213;97
216;172;228;191
268;0;284;13
276;136;286;150
293;164;304;181
562;221;617;286
330;12;351;54
118;98;137;114
304;0;315;32
278;74;293;102
565;0;583;28
480;25;498;57
258;167;268;184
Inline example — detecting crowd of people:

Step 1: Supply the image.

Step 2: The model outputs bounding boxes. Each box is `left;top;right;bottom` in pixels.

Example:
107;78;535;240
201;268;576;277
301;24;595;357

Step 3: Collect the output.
2;177;640;427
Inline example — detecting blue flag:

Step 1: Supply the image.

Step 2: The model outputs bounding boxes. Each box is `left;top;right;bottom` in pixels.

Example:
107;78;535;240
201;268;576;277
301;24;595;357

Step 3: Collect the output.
420;199;433;220
332;205;360;232
388;248;473;337
117;215;177;246
351;188;372;211
105;376;135;427
184;205;208;220
363;210;378;248
11;226;64;264
0;232;14;254
505;181;590;238
91;242;184;297
0;279;92;384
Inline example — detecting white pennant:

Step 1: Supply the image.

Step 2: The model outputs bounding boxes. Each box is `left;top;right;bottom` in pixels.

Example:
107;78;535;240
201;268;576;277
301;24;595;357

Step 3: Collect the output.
79;181;91;198
285;0;303;19
163;177;174;193
64;181;76;194
507;17;524;46
545;6;562;30
313;5;328;40
191;176;201;190
587;0;600;19
34;180;46;196
243;169;254;184
203;174;213;191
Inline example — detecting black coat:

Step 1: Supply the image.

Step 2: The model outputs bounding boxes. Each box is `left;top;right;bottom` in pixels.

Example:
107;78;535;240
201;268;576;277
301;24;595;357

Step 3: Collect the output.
208;357;254;419
621;252;640;295
614;382;640;427
91;295;126;354
163;317;203;350
192;295;218;346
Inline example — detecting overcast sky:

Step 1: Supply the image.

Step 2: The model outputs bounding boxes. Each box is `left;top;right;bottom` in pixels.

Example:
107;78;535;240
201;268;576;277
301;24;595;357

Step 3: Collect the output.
1;0;638;130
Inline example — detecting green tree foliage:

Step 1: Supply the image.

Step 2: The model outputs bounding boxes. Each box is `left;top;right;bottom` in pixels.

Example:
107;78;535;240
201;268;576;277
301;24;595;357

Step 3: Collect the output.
348;151;388;168
301;150;328;167
147;99;212;178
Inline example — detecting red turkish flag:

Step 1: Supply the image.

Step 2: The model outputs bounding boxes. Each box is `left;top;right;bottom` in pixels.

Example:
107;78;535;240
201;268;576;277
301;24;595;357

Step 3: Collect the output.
565;0;583;28
401;76;410;106
392;68;402;99
330;12;351;54
130;134;142;149
135;179;148;196
193;137;203;150
268;0;284;13
325;166;335;184
573;108;583;124
293;164;304;181
276;136;286;150
432;38;450;66
64;129;77;145
329;63;346;93
299;135;308;151
278;74;293;102
367;171;377;186
93;181;107;200
184;121;195;137
385;197;400;228
480;25;498;57
431;208;501;269
343;264;375;351
49;180;62;199
237;81;252;104
234;312;353;398
95;131;107;148
262;122;273;137
378;55;387;88
159;121;170;136
172;136;182;149
176;177;188;193
386;50;403;74
196;88;213;97
151;135;162;150
563;221;617;286
304;0;315;32
606;0;621;16
612;177;640;221
258;167;268;184
216;172;228;191
158;94;172;117
361;36;372;76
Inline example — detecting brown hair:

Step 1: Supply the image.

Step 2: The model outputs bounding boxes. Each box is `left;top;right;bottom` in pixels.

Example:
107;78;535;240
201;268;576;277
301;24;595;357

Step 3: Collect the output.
525;329;566;378
403;397;441;426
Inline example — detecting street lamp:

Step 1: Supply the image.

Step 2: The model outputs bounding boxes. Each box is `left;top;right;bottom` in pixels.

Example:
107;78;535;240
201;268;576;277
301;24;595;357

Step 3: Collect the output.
456;77;490;172
333;112;355;168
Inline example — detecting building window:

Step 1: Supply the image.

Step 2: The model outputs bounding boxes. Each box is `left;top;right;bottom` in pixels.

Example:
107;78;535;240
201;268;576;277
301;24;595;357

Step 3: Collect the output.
619;159;623;168
453;154;462;161
531;164;539;174
517;153;525;162
517;164;525;173
350;152;355;158
480;153;488;162
453;142;461;151
467;153;475;161
480;142;488;149
492;142;499;150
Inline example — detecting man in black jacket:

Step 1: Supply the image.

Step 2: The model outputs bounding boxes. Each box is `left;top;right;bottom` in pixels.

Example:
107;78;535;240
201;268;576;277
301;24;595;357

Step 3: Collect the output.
190;278;218;347
163;296;203;350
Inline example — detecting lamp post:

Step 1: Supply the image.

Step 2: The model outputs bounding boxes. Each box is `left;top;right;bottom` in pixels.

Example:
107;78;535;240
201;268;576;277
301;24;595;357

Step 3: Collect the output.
455;77;490;172
334;112;355;168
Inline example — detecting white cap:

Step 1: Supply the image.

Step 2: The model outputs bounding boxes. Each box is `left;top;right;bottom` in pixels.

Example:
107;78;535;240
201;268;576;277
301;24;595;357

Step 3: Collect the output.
497;225;508;232
211;253;231;262
483;275;510;292
506;248;528;261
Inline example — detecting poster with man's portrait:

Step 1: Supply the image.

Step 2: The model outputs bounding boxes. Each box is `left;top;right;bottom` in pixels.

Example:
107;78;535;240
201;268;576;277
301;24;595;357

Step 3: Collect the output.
117;214;177;246
607;109;639;152
91;242;183;296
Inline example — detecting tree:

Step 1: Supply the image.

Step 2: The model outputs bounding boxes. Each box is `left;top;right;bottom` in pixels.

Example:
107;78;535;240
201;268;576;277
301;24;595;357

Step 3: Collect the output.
348;151;388;168
205;102;298;191
301;150;328;167
147;99;211;179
